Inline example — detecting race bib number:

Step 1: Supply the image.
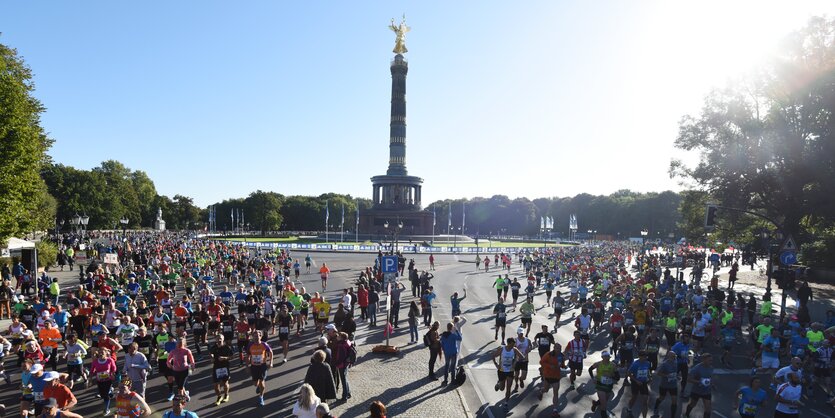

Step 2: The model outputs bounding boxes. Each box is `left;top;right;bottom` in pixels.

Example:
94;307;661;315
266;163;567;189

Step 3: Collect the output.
741;403;758;415
139;346;150;355
637;369;649;379
600;376;614;385
497;312;506;319
215;367;229;378
554;303;562;309
612;321;622;328
701;378;711;387
317;311;327;319
539;338;550;346
33;391;44;401
223;326;233;332
666;373;677;382
97;372;111;381
279;327;289;334
43;346;54;354
251;354;263;364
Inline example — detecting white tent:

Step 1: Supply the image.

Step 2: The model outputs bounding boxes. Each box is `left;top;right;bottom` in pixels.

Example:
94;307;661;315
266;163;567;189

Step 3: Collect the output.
5;237;36;250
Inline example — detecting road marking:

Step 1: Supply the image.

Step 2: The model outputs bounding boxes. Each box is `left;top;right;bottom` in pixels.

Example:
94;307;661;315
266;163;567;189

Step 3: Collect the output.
713;368;760;375
809;408;830;418
464;365;495;418
712;411;730;418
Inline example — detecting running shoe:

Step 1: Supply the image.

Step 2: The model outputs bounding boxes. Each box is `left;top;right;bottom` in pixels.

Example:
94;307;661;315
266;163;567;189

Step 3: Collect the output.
166;393;175;401
258;396;264;406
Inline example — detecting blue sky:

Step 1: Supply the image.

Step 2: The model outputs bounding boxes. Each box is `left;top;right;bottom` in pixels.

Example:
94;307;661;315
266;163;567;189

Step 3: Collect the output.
2;1;831;207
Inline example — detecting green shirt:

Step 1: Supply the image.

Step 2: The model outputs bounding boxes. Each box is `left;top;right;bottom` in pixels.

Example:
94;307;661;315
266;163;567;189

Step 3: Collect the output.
755;324;773;343
520;302;535;318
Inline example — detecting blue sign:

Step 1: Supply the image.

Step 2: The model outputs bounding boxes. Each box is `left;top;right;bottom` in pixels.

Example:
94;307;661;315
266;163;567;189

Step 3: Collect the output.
779;251;797;266
382;255;398;273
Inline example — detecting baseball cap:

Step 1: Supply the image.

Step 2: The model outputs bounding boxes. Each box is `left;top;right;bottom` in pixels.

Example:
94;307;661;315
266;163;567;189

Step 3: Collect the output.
30;364;43;374
601;351;611;357
325;324;337;331
517;327;525;335
42;371;60;381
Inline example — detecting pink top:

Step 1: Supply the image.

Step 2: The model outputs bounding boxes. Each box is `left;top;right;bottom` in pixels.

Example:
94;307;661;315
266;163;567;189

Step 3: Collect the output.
90;358;117;381
166;347;195;372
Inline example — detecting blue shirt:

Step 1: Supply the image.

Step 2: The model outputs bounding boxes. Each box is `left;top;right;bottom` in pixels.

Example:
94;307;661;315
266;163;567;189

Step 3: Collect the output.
763;336;780;358
53;311;69;327
440;331;462;356
790;336;809;357
738;386;767;416
628;359;652;383
671;342;690;364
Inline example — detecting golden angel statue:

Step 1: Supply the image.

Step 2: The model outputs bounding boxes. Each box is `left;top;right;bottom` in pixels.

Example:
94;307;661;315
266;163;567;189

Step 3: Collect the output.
389;16;410;54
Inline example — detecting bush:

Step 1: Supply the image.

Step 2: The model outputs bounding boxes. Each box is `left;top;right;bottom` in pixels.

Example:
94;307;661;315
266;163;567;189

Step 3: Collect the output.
36;240;58;269
800;230;835;268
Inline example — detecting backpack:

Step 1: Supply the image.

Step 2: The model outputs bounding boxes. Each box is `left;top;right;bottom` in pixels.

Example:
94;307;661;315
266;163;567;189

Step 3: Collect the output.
346;342;358;366
454;365;466;386
423;331;431;348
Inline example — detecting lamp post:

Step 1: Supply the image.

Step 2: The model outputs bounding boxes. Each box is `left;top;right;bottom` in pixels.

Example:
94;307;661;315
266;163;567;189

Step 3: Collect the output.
80;214;89;238
383;218;403;254
760;229;773;295
119;217;129;236
640;229;648;245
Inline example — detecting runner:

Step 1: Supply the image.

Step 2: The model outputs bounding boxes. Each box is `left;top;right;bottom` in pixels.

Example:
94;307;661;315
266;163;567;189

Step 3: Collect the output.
653;351;679;418
63;334;87;390
733;377;767;418
589;351;616;418
166;336;196;402
492;275;507;303
318;263;330;291
513;327;532;391
246;330;273;406
493;298;508;341
305;254;312;274
210;334;233;406
538;341;563;418
564;330;586;391
519;297;536;338
162;395;199;418
626;350;652;418
773;371;803;418
534;325;555;358
683;353;714;418
87;348;117;416
113;376;153;418
492;338;523;413
552;291;565;330
275;304;292;363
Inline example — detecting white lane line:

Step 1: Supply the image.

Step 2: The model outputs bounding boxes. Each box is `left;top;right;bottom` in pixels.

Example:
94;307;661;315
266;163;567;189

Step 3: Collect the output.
809;408;830;418
712;411;730;418
713;368;760;375
464;365;495;418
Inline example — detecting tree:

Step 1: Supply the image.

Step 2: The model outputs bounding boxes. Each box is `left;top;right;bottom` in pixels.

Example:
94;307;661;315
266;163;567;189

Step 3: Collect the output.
244;190;284;234
0;41;54;243
671;16;835;255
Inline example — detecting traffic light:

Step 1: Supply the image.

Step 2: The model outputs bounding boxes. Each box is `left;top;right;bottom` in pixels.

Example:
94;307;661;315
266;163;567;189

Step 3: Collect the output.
704;204;718;231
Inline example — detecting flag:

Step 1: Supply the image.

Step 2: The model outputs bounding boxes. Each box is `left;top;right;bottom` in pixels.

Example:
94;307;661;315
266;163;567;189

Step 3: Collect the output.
447;202;452;230
433;206;436;226
540;217;545;229
325;201;329;225
356;200;360;228
462;201;466;232
341;203;345;227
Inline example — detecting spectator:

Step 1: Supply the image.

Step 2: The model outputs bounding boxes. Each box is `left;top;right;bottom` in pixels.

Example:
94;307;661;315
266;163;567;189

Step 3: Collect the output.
331;332;352;401
292;383;321;418
797;281;812;307
304;350;337;402
316;403;336;418
440;322;462;386
369;400;387;418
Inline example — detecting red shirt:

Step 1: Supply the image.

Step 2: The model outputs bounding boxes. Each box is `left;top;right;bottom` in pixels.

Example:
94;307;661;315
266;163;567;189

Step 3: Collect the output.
44;383;76;408
206;305;221;321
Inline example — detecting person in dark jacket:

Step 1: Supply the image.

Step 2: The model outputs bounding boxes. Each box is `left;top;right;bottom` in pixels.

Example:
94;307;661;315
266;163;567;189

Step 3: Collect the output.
797;281;813;307
304;350;337;402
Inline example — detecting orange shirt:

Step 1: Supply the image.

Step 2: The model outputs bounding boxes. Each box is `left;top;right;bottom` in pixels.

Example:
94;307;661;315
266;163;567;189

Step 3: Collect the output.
173;307;189;322
39;327;62;348
319;266;330;276
247;342;272;365
540;351;562;379
44;383;76;408
155;290;170;304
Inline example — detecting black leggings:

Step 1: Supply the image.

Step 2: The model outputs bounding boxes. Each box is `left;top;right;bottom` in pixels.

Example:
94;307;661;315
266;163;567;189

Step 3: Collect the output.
97;380;112;411
677;363;689;391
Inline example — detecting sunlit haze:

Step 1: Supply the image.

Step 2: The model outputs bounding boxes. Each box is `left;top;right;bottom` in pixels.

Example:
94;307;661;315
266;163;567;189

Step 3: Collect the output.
1;0;831;206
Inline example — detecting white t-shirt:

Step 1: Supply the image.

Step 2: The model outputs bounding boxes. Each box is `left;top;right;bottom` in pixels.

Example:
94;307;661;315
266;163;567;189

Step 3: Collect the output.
342;294;352;308
775;382;802;414
775;366;802;384
291;399;320;418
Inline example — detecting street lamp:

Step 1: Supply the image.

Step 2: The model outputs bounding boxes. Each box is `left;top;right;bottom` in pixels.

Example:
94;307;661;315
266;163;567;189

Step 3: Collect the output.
80;214;89;238
383;218;403;254
120;217;129;235
760;229;773;295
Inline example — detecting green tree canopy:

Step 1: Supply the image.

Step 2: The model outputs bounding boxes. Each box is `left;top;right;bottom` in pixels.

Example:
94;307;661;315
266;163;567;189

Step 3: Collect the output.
0;41;54;242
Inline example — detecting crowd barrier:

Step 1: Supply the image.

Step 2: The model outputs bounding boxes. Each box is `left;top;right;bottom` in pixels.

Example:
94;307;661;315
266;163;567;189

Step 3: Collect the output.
221;241;548;254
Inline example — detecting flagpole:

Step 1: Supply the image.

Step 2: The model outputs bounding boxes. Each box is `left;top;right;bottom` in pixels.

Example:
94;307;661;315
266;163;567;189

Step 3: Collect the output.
432;206;436;245
341;203;345;243
325;200;329;243
355;200;359;244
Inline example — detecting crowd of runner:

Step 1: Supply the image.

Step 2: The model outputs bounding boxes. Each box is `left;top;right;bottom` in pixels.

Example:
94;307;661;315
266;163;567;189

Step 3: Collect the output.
2;232;835;418
475;243;835;417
